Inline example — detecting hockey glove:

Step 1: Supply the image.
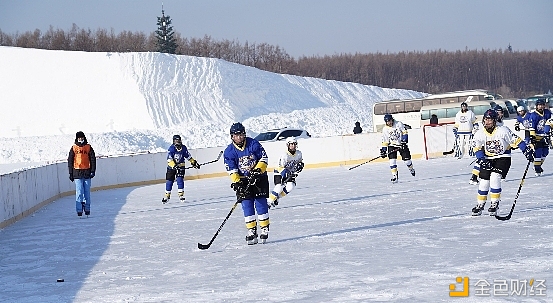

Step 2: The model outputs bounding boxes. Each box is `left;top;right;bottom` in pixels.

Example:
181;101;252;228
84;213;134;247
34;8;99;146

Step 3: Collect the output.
380;147;387;158
69;174;74;182
90;172;95;179
514;124;520;132
296;161;304;173
523;145;534;162
476;158;492;171
190;158;200;169
231;179;247;193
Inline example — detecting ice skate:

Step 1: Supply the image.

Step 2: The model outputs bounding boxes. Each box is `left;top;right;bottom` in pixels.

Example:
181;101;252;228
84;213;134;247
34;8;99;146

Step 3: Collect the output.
246;227;258;245
534;166;543;177
259;226;269;244
469;174;479;185
391;173;398;183
409;167;416;176
179;193;186;202
471;203;485;216
77;212;82;217
161;192;171;204
488;201;499;216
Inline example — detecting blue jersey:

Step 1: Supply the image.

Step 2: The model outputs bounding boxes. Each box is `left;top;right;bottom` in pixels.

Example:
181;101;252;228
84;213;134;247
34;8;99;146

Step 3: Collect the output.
166;144;192;169
224;137;268;177
515;112;532;130
529;109;552;140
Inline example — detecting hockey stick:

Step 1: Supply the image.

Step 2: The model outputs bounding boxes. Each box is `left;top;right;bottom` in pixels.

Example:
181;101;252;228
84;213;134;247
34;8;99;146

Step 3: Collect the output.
347;148;400;170
495;159;531;221
198;201;240;250
443;136;459;155
185;150;223;169
198;175;257;249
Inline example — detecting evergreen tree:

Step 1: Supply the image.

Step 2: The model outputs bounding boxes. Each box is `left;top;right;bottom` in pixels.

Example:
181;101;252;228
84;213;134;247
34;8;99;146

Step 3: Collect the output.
155;6;178;54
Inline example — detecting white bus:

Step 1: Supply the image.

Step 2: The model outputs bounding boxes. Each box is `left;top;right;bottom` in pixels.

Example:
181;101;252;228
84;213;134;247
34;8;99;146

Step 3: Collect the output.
419;101;494;126
372;89;499;132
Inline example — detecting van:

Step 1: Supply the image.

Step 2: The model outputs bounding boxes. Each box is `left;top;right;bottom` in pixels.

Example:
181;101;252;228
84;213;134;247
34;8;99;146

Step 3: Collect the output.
420;101;493;126
525;95;553;110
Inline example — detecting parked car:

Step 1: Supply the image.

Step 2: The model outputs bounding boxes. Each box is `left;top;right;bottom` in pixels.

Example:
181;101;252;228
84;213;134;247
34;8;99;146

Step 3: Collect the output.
254;127;311;142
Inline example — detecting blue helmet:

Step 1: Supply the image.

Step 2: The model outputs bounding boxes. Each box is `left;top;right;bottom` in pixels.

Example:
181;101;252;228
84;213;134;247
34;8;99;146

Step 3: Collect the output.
483;108;498;121
172;134;181;141
536;98;546;106
383;114;393;122
493;105;503;112
229;122;246;135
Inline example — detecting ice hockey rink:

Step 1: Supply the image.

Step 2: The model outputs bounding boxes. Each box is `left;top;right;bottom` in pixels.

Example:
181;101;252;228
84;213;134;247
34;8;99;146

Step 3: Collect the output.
1;153;552;302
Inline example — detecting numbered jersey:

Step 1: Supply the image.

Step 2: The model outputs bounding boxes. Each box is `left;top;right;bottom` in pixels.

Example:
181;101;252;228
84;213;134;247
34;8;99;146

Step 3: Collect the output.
224;137;268;177
472;126;523;159
381;121;408;147
276;150;303;174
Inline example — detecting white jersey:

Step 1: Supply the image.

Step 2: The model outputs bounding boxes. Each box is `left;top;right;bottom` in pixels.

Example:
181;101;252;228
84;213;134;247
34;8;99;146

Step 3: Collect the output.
276;150;303;174
472;125;523;159
454;110;477;134
381;120;408;147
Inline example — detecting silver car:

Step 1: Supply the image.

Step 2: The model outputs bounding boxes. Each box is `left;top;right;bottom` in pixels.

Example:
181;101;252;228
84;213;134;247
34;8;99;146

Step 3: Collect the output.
254;127;311;142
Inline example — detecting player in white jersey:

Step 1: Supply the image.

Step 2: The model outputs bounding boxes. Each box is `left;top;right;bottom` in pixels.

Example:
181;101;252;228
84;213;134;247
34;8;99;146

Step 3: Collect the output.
454;102;478;159
470;105;509;185
470;109;534;216
267;137;304;208
380;114;415;183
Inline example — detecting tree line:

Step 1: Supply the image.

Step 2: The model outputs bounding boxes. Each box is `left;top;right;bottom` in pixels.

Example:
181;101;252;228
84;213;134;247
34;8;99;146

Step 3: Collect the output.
1;24;551;98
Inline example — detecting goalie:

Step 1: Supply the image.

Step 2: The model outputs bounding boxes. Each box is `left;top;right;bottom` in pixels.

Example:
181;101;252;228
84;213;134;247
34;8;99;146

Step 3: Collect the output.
453;102;478;159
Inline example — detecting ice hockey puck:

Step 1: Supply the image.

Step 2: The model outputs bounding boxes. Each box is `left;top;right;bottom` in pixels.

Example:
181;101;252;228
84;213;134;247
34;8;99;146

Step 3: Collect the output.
57;279;64;282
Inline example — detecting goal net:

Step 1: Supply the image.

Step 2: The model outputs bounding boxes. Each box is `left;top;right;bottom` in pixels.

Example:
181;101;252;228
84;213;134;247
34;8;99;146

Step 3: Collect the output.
422;122;457;160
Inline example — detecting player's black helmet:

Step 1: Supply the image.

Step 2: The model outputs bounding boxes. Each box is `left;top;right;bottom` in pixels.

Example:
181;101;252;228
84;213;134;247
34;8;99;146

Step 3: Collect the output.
230;122;246;135
483;109;498;121
461;102;468;107
536;98;546;106
172;134;181;141
172;134;182;147
384;114;393;122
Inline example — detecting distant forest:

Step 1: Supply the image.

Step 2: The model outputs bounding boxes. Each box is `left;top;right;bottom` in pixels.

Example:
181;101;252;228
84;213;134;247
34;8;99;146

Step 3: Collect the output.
1;24;552;98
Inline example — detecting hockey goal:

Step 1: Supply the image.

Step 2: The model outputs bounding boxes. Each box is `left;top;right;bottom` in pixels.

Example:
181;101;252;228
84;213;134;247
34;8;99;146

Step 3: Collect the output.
422;122;457;160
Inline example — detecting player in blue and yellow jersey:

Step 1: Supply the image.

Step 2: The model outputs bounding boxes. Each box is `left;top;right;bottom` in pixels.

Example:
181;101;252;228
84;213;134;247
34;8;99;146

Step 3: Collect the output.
514;106;532;142
224;122;270;245
380;113;415;183
471;109;534;216
527;99;552;176
162;135;200;203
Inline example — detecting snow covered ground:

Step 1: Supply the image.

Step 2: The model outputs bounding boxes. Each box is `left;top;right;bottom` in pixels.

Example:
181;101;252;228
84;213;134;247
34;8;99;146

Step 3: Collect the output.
0;46;424;170
0;153;551;302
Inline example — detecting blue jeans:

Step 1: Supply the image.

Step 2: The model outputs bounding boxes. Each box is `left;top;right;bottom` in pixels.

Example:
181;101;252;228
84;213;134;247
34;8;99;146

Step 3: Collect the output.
75;178;91;212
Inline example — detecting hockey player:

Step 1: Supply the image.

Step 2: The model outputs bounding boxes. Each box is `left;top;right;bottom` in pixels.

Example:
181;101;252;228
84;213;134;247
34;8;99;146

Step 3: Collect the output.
528;99;552;176
224;122;270;245
380;113;415;183
454;102;478;159
494;105;505;127
268;137;304;208
162;135;200;203
514;106;532;141
471;109;534;216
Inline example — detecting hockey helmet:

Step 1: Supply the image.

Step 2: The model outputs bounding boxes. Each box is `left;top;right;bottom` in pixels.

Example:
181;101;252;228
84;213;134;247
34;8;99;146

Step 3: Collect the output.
483;108;498;121
383;113;393;122
517;106;526;112
172;134;181;141
172;134;182;146
286;137;298;146
460;102;468;107
229;122;246;135
535;98;546;106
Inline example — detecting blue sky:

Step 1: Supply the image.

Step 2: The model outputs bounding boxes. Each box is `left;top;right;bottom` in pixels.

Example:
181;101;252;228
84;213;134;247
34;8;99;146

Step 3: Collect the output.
1;0;552;57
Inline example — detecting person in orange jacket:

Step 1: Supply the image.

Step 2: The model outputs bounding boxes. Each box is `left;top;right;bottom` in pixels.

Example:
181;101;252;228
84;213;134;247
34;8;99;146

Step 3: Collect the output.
68;131;96;217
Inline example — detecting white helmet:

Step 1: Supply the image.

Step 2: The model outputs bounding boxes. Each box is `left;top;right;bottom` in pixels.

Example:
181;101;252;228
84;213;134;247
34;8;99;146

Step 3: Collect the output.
286;137;297;146
517;106;525;112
